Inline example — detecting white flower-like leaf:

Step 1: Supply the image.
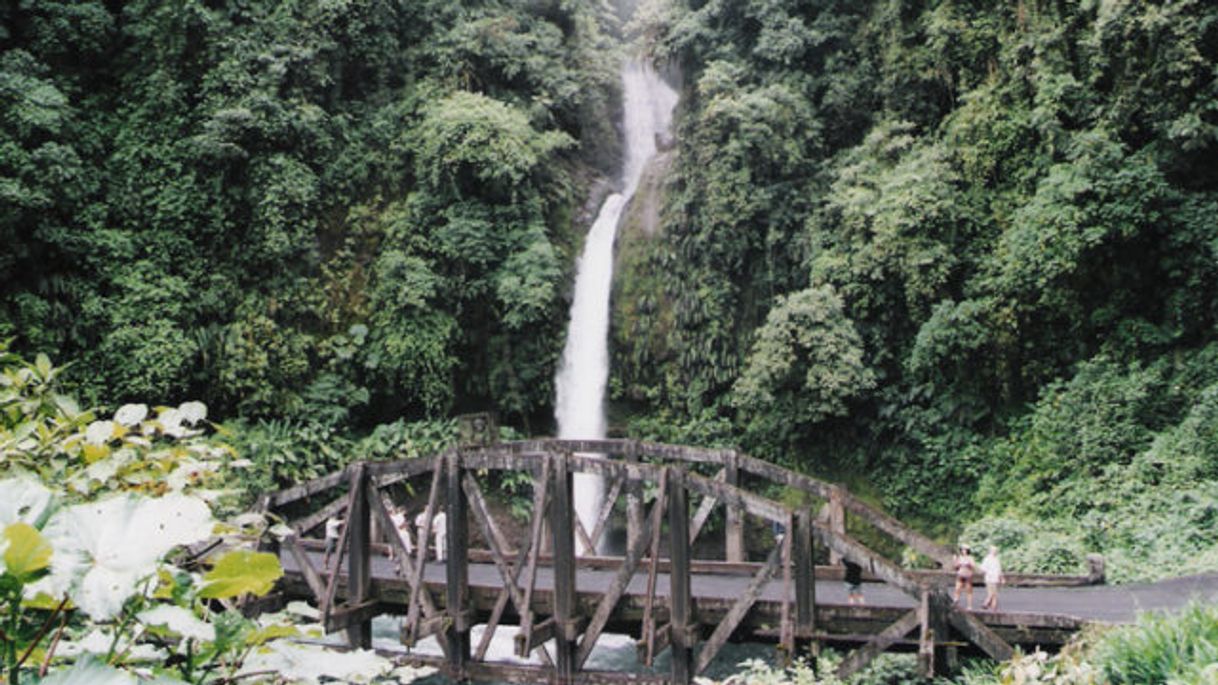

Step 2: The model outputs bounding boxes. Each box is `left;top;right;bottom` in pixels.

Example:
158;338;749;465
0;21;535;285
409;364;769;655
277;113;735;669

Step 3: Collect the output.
157;408;187;438
178;401;207;425
41;494;215;620
239;643;392;684
139;605;216;642
114;404;148;427
85;421;115;446
0;476;53;527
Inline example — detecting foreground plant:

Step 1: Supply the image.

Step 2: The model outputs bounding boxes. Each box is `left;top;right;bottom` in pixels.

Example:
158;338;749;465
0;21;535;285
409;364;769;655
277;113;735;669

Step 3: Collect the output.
0;345;420;683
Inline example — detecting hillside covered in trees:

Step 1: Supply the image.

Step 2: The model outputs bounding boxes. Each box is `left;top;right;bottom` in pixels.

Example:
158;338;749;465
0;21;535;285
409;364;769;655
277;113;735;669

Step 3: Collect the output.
4;0;1218;582
615;0;1218;580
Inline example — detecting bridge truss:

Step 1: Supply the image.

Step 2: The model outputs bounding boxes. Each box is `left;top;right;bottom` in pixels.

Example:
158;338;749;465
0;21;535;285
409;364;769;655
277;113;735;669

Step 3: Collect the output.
255;439;1102;684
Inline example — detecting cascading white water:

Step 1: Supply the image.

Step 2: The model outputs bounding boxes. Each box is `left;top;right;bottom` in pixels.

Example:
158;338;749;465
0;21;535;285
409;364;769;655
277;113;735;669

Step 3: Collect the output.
554;59;678;553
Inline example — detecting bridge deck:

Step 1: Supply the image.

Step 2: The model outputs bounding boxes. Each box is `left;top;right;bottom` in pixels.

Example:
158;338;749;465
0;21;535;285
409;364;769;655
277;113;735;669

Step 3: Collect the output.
280;547;1218;648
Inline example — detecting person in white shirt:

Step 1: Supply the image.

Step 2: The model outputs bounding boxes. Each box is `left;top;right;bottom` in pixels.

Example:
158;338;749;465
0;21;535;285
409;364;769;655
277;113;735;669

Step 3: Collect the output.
980;546;1005;611
322;516;343;567
414;510;448;561
389;506;413;560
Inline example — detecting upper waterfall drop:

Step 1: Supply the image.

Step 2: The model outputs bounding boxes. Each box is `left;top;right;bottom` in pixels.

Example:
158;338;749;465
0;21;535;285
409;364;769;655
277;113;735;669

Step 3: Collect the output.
554;59;678;552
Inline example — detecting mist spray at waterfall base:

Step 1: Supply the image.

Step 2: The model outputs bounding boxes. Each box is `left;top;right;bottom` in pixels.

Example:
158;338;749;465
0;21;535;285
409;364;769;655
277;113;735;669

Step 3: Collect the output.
554;60;679;553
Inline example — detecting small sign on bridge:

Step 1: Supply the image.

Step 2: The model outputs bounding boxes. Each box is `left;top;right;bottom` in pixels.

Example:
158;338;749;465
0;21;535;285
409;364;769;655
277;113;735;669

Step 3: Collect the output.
457;412;498;447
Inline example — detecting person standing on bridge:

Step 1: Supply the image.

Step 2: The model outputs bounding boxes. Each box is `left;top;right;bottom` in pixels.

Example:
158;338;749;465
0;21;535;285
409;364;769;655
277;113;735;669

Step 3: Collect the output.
322;516;344;568
843;558;865;605
980;546;1004;611
952;544;976;610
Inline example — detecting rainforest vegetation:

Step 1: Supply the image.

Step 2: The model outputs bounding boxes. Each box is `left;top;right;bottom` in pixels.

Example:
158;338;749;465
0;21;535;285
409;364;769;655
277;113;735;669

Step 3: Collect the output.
4;0;1218;590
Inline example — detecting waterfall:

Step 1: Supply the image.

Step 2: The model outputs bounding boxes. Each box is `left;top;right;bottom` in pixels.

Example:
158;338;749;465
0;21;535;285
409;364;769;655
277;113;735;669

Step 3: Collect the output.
554;59;678;553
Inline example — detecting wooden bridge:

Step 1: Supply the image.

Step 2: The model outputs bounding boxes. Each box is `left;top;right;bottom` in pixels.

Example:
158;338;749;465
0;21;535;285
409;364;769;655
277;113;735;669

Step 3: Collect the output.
253;439;1117;684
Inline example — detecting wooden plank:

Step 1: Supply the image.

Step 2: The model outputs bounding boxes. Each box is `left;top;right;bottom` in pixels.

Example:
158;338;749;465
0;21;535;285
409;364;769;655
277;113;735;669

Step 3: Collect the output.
780;511;793;655
588;475;624;554
641;470;669;666
695;544;782;674
946;606;1015;662
292;493;348;537
688;468;726;545
668;469;693;685
576;515;597;558
625;450;645;557
682;470;789;523
516;617;556;655
724;456;743;563
364;454;446;479
918;590;934;678
325;600;380;633
345;463;372;649
445;454;471;677
551;453;579;681
794;508;815;638
269;469;348;508
284;535;325;601
836;609;921;678
519;457;551;658
576;481;667;669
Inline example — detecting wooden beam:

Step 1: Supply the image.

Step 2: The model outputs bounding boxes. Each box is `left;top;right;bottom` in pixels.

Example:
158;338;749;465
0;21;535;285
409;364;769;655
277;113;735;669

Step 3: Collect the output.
724;455;744;563
364;454;446;479
268;469;348;509
625;450;645;557
779;512;794;656
836;609;921;678
688;468;726;546
682;469;789;523
946;606;1015;662
640;470;669;667
551;453;579;680
576;481;666;669
794;508;815;639
589;475;624;554
695;544;781;674
320;478;358;622
291;495;348;537
284;535;325;602
668;469;693;685
325;600;381;633
516;617;556;656
445;453;471;677
344;463;372;648
812;526;926;598
519;457;551;658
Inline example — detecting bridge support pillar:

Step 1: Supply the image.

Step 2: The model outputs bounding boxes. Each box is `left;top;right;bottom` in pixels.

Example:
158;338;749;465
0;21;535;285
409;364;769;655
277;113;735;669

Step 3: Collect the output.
928;590;957;675
668;469;694;685
827;487;845;565
346;463;372;649
551;453;579;683
445;453;471;680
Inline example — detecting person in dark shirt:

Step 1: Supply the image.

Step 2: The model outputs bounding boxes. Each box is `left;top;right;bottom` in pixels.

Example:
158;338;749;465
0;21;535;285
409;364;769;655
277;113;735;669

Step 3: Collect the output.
844;558;865;605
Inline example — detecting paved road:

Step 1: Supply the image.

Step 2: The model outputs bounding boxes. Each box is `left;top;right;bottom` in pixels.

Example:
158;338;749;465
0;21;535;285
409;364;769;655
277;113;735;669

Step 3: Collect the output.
285;550;1218;625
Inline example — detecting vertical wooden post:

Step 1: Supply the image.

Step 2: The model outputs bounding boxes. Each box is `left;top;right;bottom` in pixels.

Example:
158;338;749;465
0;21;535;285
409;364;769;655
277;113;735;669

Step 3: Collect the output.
445;453;471;678
918;590;934;678
551;453;579;682
668;469;693;685
929;590;956;674
346;463;372;649
724;452;744;562
794;508;815;645
827;487;845;565
625;444;644;554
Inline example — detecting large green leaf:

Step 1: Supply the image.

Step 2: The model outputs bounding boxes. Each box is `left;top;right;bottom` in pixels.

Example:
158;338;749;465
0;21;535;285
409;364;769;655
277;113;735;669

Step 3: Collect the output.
4;522;52;581
199;550;283;599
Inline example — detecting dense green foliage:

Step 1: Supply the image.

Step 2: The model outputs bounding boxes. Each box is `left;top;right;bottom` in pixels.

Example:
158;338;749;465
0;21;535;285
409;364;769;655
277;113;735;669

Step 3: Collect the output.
1;0;621;432
612;0;1218;578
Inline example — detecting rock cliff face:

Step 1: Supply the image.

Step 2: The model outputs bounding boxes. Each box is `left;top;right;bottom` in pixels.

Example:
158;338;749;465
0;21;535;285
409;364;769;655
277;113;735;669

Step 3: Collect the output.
608;146;677;405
